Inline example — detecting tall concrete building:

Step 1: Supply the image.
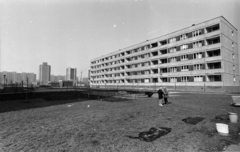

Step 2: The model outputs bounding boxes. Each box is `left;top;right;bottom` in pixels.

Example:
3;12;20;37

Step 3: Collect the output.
39;62;51;85
66;67;77;81
90;16;239;93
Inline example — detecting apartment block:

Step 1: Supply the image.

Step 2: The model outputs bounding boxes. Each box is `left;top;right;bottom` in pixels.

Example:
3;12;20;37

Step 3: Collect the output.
39;62;51;85
0;71;36;85
90;16;239;93
66;67;77;81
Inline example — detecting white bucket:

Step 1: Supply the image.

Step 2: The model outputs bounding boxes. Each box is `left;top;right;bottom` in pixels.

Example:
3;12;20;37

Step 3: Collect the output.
231;96;240;105
216;123;229;136
229;112;238;123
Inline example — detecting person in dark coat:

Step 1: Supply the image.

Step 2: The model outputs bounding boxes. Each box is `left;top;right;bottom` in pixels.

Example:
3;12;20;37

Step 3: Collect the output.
163;87;169;104
157;87;164;106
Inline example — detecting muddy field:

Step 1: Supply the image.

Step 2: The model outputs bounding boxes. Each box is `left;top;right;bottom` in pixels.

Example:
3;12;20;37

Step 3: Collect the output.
0;92;239;152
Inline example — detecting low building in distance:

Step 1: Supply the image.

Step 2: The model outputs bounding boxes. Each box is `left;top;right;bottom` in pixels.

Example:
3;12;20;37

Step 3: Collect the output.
0;71;36;85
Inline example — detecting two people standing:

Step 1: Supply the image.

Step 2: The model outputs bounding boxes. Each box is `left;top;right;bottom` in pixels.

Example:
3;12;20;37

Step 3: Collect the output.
157;87;169;106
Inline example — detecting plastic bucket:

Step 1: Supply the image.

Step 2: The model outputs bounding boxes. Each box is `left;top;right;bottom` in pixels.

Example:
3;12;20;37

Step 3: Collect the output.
229;112;238;123
231;96;240;105
216;123;229;136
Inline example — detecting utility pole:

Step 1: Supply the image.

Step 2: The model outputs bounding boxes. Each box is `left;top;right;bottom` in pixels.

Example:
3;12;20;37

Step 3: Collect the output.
3;75;6;88
26;77;28;102
81;69;82;86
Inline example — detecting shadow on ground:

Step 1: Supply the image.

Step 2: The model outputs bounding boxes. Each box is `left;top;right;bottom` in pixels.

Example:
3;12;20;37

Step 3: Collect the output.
0;91;133;113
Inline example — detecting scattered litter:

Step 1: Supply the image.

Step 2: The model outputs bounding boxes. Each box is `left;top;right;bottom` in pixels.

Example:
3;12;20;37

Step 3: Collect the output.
182;117;205;125
126;127;171;142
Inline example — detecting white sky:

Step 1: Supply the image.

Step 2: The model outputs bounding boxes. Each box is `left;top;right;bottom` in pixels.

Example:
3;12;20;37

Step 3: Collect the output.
0;0;239;78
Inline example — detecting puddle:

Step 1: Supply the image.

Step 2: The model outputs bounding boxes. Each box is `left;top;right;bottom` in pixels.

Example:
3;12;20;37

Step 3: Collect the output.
182;117;205;125
126;127;171;142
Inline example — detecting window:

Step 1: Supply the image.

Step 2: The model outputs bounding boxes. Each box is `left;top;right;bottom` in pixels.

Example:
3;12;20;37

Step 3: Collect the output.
234;76;236;82
181;76;189;82
169;47;177;53
180;44;188;50
152;60;158;65
208;75;221;82
233;65;235;71
151;42;158;48
233;54;235;60
181;65;189;71
232;31;234;37
193;52;202;59
152;51;158;56
232;42;234;49
194;76;203;82
170;67;177;72
207;49;220;57
160;58;168;64
170;77;177;82
206;37;220;45
169;37;176;43
160;49;167;54
193;64;204;70
160;40;167;45
181;55;188;61
206;24;220;33
193;29;202;37
180;34;188;40
160;68;167;73
207;62;221;69
170;57;177;62
193;41;203;48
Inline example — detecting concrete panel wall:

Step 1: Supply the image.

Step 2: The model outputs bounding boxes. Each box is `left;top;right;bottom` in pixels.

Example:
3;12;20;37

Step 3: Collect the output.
221;18;238;43
221;34;235;52
223;73;239;86
221;21;237;43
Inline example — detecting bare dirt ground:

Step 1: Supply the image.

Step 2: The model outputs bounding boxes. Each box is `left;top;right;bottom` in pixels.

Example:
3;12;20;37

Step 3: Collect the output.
0;92;239;152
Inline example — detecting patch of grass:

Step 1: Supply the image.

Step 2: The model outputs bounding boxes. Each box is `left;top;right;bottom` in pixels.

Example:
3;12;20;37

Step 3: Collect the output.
0;93;239;151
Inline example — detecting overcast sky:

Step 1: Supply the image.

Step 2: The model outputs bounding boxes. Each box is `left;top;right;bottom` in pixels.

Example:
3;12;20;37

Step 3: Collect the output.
0;0;239;78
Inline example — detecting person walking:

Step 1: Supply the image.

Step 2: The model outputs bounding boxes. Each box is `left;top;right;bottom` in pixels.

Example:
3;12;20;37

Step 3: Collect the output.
163;87;169;104
157;87;164;106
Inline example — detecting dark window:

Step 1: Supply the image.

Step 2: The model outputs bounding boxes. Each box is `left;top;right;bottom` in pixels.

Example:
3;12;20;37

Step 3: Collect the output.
206;37;220;45
207;49;220;57
160;40;167;45
207;62;221;69
208;75;221;82
206;24;220;33
151;42;158;48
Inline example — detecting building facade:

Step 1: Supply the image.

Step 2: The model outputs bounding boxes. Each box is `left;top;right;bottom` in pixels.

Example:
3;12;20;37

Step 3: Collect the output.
51;75;66;82
39;62;51;85
66;67;77;81
90;16;239;93
0;71;36;85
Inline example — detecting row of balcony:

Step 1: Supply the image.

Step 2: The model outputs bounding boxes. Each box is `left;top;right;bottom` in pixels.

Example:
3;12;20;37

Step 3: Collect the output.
91;24;221;67
91;74;223;84
91;48;222;76
91;36;221;72
91;63;222;81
